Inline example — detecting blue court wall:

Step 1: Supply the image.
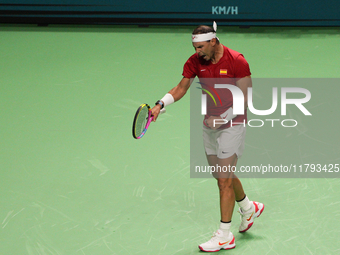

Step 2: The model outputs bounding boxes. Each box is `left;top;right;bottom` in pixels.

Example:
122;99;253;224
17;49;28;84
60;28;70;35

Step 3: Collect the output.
0;0;339;26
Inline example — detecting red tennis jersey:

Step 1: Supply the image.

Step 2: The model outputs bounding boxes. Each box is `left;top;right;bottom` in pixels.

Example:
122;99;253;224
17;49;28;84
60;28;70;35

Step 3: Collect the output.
182;45;251;128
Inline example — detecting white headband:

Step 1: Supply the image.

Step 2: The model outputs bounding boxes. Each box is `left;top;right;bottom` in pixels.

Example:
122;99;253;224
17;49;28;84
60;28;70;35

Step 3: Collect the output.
192;21;218;42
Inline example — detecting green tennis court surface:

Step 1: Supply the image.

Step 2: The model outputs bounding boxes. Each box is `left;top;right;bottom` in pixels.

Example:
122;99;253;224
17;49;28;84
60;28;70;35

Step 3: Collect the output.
1;24;340;254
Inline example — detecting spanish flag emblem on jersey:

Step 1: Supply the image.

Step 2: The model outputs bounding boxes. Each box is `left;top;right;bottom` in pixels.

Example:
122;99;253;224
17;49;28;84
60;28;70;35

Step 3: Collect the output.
220;69;228;75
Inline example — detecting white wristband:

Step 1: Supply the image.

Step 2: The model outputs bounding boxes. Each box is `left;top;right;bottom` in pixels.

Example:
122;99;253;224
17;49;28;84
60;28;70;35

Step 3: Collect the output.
161;93;175;107
220;107;237;121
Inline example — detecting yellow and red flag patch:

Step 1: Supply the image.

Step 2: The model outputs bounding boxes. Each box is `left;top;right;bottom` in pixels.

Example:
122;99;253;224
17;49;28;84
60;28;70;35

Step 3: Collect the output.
220;69;228;75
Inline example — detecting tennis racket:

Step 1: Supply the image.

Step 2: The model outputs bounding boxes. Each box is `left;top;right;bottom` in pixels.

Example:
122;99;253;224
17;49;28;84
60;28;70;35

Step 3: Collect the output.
132;103;166;139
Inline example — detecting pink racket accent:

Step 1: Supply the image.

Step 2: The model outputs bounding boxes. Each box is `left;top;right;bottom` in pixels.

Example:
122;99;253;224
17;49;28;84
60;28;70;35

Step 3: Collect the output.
136;109;153;139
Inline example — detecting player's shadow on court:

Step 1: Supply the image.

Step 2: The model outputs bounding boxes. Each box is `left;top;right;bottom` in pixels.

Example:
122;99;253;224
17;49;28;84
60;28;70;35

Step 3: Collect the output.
236;231;265;242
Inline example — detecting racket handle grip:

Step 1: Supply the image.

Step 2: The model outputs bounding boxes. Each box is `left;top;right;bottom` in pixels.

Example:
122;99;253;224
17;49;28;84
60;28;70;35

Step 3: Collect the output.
160;108;166;114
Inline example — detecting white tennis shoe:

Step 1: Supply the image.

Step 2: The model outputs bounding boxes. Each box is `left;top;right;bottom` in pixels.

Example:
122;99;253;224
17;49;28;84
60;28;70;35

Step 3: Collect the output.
238;201;264;233
199;229;235;252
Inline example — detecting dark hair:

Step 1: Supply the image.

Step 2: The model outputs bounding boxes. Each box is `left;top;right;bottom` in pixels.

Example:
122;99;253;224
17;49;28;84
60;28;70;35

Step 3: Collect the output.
192;25;215;35
192;25;220;44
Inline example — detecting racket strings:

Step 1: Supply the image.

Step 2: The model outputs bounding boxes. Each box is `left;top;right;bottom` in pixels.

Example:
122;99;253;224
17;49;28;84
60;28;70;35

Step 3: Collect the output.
134;105;150;138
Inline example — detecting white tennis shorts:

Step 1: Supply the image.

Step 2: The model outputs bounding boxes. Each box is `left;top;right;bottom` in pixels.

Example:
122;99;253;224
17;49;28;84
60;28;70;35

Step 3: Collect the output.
203;124;246;159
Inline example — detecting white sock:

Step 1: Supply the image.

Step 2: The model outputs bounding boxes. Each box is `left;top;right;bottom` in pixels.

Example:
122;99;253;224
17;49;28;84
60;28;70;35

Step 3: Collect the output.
219;221;231;236
237;195;252;212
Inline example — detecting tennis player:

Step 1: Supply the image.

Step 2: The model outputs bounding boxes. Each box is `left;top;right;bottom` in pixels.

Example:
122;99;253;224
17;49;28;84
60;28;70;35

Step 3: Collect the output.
151;22;264;252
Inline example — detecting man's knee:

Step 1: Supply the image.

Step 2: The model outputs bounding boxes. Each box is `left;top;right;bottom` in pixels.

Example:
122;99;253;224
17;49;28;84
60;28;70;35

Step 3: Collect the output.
217;178;233;191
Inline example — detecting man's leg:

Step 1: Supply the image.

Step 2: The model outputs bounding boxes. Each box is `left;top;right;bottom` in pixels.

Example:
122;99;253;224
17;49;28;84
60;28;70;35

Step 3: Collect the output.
231;158;246;202
206;154;246;211
214;154;237;223
210;154;264;233
198;154;238;252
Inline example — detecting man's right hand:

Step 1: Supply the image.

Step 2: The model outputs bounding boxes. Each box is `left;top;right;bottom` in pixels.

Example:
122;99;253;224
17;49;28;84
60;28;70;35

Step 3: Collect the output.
151;104;162;122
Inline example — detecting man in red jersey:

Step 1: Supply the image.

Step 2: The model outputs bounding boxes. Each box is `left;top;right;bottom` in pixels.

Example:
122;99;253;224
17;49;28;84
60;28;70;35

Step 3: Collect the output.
152;22;264;252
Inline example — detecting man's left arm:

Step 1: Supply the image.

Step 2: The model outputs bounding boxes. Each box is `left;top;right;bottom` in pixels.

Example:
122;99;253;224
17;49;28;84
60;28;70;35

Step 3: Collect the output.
236;75;252;110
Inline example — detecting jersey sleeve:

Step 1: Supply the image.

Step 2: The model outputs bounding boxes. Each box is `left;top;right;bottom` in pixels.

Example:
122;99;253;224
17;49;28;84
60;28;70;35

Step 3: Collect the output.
182;55;198;79
233;54;251;78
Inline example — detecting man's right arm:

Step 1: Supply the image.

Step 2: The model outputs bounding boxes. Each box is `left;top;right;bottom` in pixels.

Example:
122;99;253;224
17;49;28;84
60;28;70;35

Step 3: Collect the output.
168;77;191;102
152;77;191;121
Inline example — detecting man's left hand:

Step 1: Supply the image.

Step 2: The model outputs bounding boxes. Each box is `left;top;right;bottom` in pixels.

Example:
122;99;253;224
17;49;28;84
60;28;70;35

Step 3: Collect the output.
205;116;224;130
